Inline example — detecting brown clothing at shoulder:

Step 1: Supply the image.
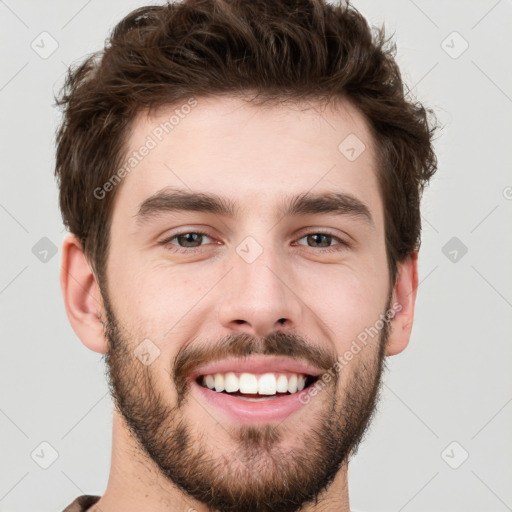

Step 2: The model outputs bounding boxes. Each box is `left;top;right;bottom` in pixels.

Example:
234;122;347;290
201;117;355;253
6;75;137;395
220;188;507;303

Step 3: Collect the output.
62;495;101;512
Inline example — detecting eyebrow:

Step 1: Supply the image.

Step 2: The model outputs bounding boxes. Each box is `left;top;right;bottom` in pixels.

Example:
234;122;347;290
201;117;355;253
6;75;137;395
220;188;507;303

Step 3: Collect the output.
134;187;373;227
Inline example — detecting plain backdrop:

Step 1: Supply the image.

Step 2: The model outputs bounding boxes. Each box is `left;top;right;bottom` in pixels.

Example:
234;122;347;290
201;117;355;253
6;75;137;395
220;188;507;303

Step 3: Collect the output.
1;1;511;511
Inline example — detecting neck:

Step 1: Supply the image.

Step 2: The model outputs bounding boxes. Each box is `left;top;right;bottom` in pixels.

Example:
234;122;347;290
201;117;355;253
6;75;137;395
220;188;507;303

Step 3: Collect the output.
90;411;351;512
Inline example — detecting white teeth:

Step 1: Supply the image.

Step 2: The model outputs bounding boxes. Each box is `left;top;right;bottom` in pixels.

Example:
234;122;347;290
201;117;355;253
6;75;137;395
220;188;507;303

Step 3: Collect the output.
205;375;215;389
224;372;239;393
201;372;311;396
239;373;258;394
258;373;277;395
287;374;298;393
214;374;225;392
276;375;289;393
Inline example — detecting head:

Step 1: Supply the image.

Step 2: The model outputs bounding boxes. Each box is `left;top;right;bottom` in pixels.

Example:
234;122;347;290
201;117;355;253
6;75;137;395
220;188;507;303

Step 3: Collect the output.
56;1;437;511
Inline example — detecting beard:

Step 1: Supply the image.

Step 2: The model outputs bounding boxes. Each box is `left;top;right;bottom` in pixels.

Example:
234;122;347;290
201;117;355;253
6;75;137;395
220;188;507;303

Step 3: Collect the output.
101;290;390;512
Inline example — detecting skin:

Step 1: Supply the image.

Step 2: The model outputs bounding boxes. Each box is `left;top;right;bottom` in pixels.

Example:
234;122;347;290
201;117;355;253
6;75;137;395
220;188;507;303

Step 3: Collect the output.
61;95;418;512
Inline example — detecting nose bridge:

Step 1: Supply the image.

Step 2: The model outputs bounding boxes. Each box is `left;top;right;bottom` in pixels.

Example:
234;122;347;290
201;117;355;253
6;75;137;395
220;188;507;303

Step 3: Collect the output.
238;236;284;298
217;231;303;336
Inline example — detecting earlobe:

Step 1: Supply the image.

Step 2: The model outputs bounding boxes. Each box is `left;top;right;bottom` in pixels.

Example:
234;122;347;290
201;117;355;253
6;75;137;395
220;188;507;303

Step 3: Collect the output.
60;234;108;354
385;251;419;356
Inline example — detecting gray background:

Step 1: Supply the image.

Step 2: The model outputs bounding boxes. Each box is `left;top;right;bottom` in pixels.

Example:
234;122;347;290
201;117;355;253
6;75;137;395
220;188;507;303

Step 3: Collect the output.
1;0;511;511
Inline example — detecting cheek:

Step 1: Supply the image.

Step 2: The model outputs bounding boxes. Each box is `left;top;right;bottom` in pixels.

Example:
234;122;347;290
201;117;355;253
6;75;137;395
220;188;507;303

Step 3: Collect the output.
303;264;386;328
107;249;197;325
332;303;384;351
324;284;387;392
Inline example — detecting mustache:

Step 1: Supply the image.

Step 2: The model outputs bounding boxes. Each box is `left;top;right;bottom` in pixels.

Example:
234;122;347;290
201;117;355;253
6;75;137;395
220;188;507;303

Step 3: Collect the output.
172;331;338;402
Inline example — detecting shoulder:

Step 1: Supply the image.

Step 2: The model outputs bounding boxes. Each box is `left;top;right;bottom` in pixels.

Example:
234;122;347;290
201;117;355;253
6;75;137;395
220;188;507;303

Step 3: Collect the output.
62;495;101;512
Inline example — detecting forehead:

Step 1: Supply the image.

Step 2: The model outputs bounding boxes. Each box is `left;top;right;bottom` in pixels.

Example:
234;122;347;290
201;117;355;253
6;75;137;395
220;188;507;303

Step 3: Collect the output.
112;95;382;225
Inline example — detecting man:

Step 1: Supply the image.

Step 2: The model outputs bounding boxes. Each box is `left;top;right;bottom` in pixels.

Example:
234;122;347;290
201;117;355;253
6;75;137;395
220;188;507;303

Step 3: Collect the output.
56;0;437;510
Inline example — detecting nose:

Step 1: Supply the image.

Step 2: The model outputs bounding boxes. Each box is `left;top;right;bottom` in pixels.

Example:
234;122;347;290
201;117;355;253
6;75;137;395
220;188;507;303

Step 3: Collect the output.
217;243;304;338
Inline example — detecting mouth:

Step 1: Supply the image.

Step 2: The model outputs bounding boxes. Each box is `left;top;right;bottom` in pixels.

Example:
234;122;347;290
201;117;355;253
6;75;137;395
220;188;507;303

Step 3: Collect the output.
189;357;323;424
195;372;319;400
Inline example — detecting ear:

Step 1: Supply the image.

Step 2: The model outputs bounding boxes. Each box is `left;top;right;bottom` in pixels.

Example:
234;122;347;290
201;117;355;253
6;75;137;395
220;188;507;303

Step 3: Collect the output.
60;234;108;354
385;251;419;356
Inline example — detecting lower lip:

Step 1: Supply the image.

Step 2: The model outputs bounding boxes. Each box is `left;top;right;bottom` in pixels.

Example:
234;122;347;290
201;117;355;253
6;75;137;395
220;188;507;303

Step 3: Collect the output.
192;381;308;425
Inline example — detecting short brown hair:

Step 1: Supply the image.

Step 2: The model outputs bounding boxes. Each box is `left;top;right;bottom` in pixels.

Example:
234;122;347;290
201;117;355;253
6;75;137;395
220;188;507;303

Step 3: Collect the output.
55;0;437;285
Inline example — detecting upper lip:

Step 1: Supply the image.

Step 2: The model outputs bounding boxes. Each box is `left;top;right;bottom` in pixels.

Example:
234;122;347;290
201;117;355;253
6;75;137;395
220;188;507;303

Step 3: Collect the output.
188;355;324;382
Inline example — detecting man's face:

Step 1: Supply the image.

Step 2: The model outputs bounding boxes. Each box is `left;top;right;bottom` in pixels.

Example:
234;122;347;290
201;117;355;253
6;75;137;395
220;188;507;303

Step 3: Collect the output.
101;96;392;512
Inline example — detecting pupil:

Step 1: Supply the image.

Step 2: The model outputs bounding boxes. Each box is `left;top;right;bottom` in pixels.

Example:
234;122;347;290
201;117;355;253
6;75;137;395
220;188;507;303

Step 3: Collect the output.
179;233;201;247
309;234;330;247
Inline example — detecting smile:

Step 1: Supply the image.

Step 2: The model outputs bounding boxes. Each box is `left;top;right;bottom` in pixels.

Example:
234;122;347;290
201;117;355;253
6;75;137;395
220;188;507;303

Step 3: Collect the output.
197;371;317;398
189;357;322;424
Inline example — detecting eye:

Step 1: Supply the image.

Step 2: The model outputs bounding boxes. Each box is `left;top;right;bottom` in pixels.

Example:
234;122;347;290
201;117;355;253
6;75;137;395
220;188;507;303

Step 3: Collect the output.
160;230;350;254
161;230;215;253
295;232;349;252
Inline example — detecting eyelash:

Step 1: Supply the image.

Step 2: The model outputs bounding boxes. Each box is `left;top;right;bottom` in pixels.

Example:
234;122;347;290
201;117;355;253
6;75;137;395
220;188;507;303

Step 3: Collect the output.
159;230;350;254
